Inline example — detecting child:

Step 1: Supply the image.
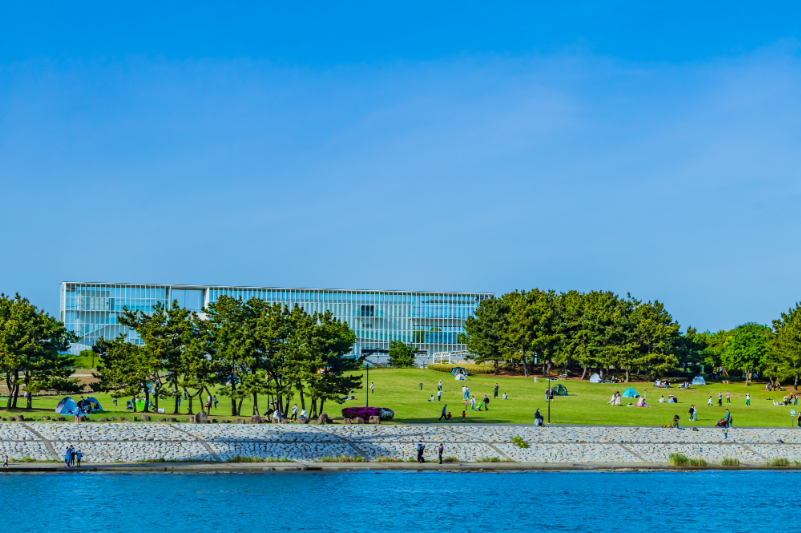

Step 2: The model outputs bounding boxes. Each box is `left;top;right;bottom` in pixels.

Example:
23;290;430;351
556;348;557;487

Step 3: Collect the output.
707;396;713;407
502;393;508;400
446;412;452;420
76;450;82;467
462;410;466;422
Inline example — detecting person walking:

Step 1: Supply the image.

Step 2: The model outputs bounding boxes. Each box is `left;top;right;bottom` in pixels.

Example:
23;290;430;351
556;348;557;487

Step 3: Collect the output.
416;441;426;463
746;393;751;406
726;392;731;404
438;443;444;464
494;383;499;399
688;405;695;422
483;394;490;411
438;404;448;421
213;396;218;409
470;396;476;410
437;390;442;401
291;404;298;422
708;396;713;407
112;397;117;407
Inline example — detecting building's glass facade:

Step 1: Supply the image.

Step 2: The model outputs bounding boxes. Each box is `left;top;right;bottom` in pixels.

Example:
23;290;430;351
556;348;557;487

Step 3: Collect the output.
60;282;492;364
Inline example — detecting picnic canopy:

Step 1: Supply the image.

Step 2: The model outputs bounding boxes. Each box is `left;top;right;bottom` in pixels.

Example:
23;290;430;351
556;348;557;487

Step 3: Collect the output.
691;376;707;386
621;388;639;398
450;367;468;376
589;373;601;383
551;384;568;396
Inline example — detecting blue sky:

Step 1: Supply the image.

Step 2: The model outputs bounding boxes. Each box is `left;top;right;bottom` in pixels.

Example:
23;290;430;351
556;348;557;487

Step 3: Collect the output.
1;2;800;331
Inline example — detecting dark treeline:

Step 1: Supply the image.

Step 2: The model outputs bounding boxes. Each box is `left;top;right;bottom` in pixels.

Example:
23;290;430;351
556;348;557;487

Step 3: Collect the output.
93;296;361;416
464;289;801;388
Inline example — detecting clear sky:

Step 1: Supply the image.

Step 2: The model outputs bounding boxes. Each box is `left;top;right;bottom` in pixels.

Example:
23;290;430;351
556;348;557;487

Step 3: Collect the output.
1;2;800;332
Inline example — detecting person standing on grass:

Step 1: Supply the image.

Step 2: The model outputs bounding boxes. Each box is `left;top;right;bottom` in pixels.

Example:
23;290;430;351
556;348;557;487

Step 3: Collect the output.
437;390;442;401
462;386;467;400
494;383;499;399
438;404;448;421
708;396;713;407
797;411;801;428
370;382;375;394
688;405;695;422
718;392;723;406
438;380;442;392
438;443;444;464
213;396;218;409
746;393;751;406
419;382;423;390
483;394;490;411
462;410;466;422
726;392;731;404
470;396;476;410
291;404;298;422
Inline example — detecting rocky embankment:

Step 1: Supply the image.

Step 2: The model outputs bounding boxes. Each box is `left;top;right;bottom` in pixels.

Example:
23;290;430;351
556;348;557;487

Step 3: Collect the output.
2;422;801;465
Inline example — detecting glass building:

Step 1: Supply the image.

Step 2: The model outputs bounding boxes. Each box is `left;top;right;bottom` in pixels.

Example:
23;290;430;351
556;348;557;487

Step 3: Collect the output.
60;282;492;364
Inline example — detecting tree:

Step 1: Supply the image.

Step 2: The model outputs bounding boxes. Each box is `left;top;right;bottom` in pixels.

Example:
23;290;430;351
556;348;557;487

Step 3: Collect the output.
464;296;510;375
387;340;417;367
720;322;770;385
767;303;801;389
628;298;680;381
0;293;78;409
93;335;153;411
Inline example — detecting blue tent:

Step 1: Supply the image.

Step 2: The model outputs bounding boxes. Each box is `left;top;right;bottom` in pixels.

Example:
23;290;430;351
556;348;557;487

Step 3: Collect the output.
55;397;82;416
86;397;104;411
621;388;639;398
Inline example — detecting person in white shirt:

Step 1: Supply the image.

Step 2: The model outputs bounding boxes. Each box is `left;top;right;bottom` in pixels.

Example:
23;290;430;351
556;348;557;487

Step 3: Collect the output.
272;410;281;423
502;393;507;400
608;393;617;405
291;404;298;421
659;396;665;403
300;409;307;418
707;396;713;406
470;396;476;410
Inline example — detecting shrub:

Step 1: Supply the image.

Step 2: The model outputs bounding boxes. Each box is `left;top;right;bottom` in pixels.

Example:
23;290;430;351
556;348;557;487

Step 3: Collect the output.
511;436;529;449
443;456;459;463
225;455;293;463
341;407;394;420
476;457;501;463
766;457;790;467
318;455;365;463
427;363;513;374
669;453;706;467
721;457;741;466
374;457;402;462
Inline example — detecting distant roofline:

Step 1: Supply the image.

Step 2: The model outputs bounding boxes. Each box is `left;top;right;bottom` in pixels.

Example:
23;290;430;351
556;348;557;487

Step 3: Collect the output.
61;281;494;296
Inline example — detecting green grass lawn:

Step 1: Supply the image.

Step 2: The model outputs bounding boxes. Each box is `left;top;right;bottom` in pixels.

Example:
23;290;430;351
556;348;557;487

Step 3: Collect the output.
3;367;801;427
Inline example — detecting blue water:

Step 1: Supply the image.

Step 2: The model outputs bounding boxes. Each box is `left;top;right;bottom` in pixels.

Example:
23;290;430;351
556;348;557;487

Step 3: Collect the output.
2;471;797;532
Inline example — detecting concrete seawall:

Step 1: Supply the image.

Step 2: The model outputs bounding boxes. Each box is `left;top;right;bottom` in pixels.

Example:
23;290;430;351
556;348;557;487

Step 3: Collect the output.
2;423;801;466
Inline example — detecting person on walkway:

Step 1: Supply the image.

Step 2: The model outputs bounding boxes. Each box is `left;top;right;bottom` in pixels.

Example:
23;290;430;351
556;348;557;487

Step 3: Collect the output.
70;447;77;467
3;455;8;468
438;443;444;464
797;411;801;428
437;380;442;392
534;408;544;426
416;441;426;463
438;404;448;421
746;393;751;406
494;383;499;398
76;450;82;467
726;392;731;404
483;394;490;411
437;390;442;401
672;415;680;429
291;404;298;421
724;409;731;427
708;396;713;407
718;392;723;406
64;447;71;468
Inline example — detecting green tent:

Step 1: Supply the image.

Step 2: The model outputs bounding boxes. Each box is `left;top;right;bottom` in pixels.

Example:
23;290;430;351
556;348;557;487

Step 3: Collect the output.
552;384;568;396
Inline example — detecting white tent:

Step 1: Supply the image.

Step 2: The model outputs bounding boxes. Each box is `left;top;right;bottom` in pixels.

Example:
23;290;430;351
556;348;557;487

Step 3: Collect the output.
454;374;466;381
589;373;602;383
691;376;707;386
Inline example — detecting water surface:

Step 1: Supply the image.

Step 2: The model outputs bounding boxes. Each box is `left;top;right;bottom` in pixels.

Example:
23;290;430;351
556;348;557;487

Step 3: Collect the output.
2;471;794;532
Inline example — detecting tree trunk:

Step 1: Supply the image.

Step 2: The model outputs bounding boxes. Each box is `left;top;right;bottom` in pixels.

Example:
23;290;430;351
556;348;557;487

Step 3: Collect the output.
153;388;159;413
187;393;194;414
144;388;150;412
311;398;318;418
493;360;498;376
26;392;32;410
580;366;587;381
625;366;630;383
299;387;306;411
319;398;326;416
237;397;245;415
521;355;529;377
794;374;798;391
252;393;259;416
746;369;751;386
